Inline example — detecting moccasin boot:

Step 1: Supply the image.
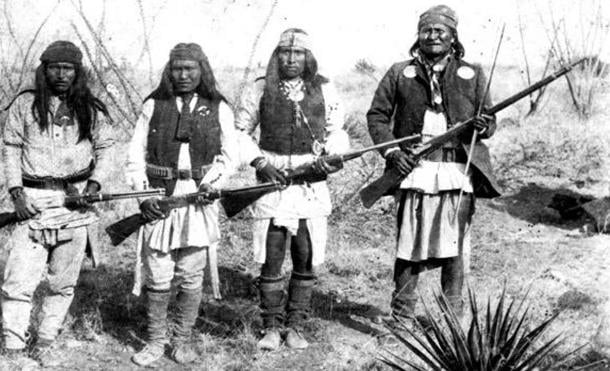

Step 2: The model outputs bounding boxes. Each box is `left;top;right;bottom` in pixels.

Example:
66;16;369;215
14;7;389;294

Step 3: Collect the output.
285;328;308;349
257;328;281;351
171;342;198;364
131;343;165;367
170;288;201;364
259;276;286;329
286;272;314;328
131;288;170;366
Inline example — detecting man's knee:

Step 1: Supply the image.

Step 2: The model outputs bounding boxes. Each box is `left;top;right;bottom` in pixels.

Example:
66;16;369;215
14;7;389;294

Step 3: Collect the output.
46;277;75;297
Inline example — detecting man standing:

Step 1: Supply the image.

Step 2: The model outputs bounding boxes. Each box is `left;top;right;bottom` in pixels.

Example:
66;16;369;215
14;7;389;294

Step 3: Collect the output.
236;28;349;350
367;5;501;325
125;43;239;366
1;41;113;365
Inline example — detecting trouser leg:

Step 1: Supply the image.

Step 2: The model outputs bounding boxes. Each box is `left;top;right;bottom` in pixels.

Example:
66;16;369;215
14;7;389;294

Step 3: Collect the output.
1;225;48;350
287;220;314;327
392;258;420;321
259;223;287;329
172;246;206;343
142;246;176;345
38;227;88;342
441;256;464;317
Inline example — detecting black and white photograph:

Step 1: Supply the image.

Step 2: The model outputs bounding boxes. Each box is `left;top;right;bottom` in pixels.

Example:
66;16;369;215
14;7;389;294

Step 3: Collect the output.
0;0;608;369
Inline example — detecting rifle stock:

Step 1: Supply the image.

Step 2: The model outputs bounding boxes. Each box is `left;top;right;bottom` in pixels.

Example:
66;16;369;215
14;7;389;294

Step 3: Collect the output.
0;212;20;229
106;214;148;246
359;59;586;208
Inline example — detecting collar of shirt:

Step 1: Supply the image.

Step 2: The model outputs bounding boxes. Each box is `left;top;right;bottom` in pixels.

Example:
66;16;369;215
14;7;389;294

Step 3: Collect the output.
176;93;199;113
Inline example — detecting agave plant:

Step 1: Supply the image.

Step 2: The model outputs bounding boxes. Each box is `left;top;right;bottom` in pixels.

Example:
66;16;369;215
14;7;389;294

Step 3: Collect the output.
380;288;578;371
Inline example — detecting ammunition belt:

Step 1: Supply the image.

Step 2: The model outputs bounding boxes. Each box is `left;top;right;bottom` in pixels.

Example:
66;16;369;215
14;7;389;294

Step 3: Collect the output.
146;163;212;181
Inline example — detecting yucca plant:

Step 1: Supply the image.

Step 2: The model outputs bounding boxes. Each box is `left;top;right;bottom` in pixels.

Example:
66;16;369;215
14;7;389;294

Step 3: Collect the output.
380;288;578;371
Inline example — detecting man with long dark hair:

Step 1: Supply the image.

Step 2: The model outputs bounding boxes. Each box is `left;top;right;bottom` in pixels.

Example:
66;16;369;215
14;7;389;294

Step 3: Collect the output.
1;40;113;365
367;5;501;329
236;28;349;350
125;43;239;366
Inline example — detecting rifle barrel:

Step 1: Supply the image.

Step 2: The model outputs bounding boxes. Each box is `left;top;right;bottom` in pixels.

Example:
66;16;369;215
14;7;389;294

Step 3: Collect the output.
341;134;421;162
487;58;585;114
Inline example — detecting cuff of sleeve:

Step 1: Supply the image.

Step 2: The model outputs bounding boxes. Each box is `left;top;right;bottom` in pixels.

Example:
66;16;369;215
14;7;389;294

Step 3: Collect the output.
6;178;23;192
383;147;400;158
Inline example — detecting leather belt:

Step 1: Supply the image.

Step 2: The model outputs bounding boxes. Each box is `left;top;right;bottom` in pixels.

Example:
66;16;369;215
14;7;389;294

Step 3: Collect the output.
146;163;212;181
22;162;94;190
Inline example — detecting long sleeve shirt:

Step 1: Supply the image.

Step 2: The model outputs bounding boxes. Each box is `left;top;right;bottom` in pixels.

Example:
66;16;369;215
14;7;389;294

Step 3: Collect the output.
3;94;114;190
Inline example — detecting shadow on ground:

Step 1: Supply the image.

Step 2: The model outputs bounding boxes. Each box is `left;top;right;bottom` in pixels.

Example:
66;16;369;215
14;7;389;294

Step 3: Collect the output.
486;182;596;230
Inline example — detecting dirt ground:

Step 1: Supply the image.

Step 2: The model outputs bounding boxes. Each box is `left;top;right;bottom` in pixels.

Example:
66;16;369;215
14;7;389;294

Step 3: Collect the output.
0;174;608;371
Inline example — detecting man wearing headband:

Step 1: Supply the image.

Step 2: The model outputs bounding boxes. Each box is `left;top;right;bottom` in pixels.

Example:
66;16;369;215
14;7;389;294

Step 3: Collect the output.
1;40;113;366
367;5;500;331
236;28;349;350
125;43;239;366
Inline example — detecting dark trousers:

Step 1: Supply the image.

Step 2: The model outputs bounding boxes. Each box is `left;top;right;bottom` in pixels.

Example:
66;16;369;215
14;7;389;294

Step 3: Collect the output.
259;220;315;328
392;256;464;319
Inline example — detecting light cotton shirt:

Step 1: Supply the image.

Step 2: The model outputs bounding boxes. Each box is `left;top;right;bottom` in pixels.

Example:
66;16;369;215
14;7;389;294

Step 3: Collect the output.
125;95;238;252
2;93;114;231
234;78;350;265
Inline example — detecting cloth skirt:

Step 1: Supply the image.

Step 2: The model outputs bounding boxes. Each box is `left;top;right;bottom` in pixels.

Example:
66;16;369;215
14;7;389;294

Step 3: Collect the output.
395;190;474;262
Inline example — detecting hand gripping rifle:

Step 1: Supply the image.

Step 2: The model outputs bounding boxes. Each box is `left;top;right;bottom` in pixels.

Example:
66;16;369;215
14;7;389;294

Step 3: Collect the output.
105;182;283;246
0;188;166;228
359;58;586;208
220;134;421;218
105;134;422;246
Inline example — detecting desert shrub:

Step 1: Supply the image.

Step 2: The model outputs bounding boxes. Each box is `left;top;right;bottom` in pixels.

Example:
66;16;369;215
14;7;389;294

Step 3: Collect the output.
380;288;579;371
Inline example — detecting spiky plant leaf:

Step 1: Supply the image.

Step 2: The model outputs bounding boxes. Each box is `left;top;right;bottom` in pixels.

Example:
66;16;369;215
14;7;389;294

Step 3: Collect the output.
380;288;580;371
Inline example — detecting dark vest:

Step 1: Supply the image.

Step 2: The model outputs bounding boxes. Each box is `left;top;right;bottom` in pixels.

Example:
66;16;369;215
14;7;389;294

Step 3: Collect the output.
258;80;326;155
145;96;221;195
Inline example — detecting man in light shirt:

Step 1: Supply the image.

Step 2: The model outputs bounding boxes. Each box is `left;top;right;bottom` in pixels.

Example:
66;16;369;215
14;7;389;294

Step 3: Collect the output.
366;5;501;328
235;28;349;350
1;40;113;367
125;43;238;366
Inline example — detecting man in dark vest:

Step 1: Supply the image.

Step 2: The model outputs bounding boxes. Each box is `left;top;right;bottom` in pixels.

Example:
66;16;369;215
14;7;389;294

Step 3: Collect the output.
235;28;349;350
1;40;113;367
366;5;501;329
125;43;239;366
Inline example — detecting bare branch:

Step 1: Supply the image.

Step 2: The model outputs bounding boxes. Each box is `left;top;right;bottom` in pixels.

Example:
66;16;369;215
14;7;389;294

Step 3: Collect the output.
14;1;60;92
71;23;134;136
234;0;279;105
136;0;154;87
71;0;142;120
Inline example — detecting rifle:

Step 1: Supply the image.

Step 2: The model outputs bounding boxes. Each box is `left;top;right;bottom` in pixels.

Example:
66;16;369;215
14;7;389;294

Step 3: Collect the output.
0;189;166;228
221;134;421;218
360;58;587;208
105;134;422;245
105;182;283;246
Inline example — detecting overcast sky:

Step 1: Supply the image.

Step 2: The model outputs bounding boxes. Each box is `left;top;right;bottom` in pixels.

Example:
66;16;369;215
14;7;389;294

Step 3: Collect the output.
2;0;608;76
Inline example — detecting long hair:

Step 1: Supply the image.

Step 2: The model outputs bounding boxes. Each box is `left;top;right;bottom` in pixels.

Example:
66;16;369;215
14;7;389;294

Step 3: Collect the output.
146;56;227;103
32;63;108;142
409;27;465;60
261;45;328;107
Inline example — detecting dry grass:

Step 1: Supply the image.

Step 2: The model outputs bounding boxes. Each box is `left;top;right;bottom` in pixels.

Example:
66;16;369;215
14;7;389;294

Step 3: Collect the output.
0;62;608;369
